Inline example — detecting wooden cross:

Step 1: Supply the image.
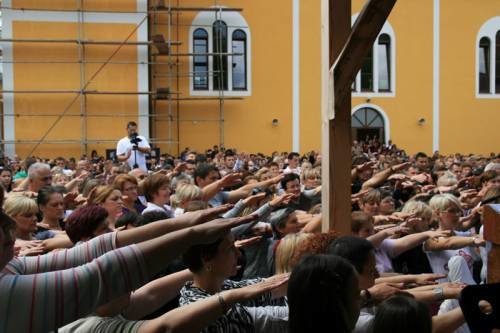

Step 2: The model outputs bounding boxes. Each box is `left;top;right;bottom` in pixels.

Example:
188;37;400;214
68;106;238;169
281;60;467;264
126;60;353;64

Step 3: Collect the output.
321;0;397;234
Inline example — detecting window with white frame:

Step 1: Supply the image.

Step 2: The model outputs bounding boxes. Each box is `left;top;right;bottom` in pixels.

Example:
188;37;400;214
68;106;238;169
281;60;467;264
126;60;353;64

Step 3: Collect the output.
190;8;251;96
351;15;396;96
477;17;500;96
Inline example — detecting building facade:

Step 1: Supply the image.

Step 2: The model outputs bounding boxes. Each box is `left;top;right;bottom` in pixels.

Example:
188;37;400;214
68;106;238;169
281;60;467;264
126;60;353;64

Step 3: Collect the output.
2;0;500;158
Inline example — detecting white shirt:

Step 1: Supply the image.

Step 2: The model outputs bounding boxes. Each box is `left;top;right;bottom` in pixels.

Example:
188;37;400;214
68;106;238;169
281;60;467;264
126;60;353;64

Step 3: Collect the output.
284;166;301;175
142;202;173;217
116;135;150;171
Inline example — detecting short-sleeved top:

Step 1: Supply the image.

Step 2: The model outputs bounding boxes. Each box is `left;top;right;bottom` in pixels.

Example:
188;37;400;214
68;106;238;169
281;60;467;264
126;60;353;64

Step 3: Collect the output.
208;191;230;207
424;231;477;282
116;135;150;171
374;238;397;273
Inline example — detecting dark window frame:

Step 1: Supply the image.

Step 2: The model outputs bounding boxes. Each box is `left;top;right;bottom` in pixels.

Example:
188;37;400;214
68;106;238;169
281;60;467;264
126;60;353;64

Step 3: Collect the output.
193;28;209;91
213;20;228;91
377;33;391;92
231;29;247;91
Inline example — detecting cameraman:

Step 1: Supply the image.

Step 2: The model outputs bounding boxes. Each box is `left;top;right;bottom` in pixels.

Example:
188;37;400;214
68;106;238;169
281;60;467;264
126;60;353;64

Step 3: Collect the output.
116;121;151;171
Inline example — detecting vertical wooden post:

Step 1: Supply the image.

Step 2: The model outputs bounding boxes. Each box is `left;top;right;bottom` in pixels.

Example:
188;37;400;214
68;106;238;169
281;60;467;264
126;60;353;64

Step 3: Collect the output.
321;0;352;234
483;205;500;283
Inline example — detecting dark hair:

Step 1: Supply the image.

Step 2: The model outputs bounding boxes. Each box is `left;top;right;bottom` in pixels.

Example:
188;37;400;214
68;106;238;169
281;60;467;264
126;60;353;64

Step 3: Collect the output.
141;210;170;225
224;150;235;159
481;170;498;184
351;211;374;233
37;186;62;207
327;236;374;274
193;163;219;186
288;254;358;333
182;238;225;273
371;295;431;333
414;152;428;160
281;173;300;190
127;121;137;128
65;205;108;244
116;211;144;229
287;152;300;160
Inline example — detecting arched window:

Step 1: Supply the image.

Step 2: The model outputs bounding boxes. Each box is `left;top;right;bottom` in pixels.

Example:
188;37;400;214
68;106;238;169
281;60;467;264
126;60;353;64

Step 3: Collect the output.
351;107;386;143
496;31;500;93
378;34;391;92
189;8;251;96
232;29;247;90
193;28;209;90
213;20;228;91
351;15;395;95
477;17;500;96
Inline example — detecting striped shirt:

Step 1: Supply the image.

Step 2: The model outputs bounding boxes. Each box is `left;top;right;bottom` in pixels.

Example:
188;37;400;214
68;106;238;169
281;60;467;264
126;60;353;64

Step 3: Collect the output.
0;233;149;333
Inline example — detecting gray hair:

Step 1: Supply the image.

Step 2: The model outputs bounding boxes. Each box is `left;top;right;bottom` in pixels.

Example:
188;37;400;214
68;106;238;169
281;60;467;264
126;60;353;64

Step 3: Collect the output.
27;162;50;180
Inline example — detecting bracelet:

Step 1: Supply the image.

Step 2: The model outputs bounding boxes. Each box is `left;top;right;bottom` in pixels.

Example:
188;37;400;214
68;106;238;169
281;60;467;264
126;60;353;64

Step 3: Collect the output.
217;292;230;312
433;287;444;301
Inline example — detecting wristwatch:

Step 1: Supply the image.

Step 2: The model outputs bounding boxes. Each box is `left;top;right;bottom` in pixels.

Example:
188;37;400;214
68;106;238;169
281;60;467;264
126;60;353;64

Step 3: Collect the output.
433;287;444;301
360;289;373;307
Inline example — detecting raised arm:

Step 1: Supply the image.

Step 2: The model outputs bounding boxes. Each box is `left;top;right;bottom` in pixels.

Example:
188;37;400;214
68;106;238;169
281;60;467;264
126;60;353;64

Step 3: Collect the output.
361;162;410;191
391;230;451;257
424;235;484;251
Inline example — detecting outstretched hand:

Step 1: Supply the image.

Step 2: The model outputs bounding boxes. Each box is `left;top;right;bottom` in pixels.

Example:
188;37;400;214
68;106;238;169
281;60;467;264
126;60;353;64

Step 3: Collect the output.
192;214;259;244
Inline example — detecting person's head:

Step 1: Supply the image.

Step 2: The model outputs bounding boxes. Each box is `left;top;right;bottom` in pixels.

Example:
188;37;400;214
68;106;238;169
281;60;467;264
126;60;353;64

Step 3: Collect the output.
461;163;473;177
288;254;360;333
351;211;375;238
0;168;12;189
142;173;170;205
224;151;236;169
429;194;462;230
450;163;463;179
185;200;208;212
194;163;219;188
115;211;144;229
55;157;66;169
481;170;500;189
37;186;64;222
184;160;196;176
407;165;419;177
185;151;197;163
327;236;378;290
371;295;432;333
302;168;321;189
183;233;239;279
275;232;312;274
281;173;301;197
128;168;148;182
126;121;138;137
268;162;280;176
87;185;124;219
76;159;90;172
287;152;300;169
141;210;170;225
3;194;38;236
271;208;302;237
379;192;395;215
290;231;338;269
358;189;381;216
414;152;429;171
171;184;202;209
52;173;68;186
28;162;52;192
401;200;433;232
0;211;17;270
65;205;111;244
113;174;139;204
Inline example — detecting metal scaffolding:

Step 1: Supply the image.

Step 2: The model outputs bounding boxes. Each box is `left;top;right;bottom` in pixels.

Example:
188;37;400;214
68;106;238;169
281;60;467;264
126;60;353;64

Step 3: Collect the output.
0;0;247;157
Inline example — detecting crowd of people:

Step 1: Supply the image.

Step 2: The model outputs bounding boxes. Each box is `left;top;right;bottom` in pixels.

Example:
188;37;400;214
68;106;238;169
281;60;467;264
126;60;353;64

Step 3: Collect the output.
0;133;499;333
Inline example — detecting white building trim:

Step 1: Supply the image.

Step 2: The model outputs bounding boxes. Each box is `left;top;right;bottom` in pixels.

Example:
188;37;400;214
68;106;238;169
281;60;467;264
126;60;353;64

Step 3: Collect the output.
1;0;149;156
433;0;440;152
476;16;500;99
188;8;252;97
292;0;300;152
351;103;391;145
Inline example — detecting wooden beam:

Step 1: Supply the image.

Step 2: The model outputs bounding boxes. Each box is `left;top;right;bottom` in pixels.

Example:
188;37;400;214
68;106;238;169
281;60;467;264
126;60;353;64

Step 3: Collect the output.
483;205;500;283
334;0;397;108
322;0;351;234
322;0;397;235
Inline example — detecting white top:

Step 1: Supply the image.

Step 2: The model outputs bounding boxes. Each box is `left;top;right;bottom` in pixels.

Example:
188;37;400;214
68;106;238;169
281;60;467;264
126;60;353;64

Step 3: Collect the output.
142;202;173;217
116;135;150;171
374;238;397;273
283;166;301;175
424;231;477;283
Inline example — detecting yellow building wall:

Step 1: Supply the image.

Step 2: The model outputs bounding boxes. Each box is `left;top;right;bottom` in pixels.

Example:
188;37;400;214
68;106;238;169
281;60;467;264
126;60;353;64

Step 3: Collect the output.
6;0;500;158
440;0;500;155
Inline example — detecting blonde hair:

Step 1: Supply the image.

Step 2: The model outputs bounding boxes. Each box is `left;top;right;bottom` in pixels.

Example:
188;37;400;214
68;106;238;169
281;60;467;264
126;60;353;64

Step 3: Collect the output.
401;200;432;221
4;194;38;218
275;232;312;274
87;185;117;205
302;168;320;183
436;171;458;187
170;184;202;208
429;193;461;212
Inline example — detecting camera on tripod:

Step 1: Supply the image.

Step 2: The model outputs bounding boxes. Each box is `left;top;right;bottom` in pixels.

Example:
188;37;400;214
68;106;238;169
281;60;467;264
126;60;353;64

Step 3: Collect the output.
130;133;142;150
